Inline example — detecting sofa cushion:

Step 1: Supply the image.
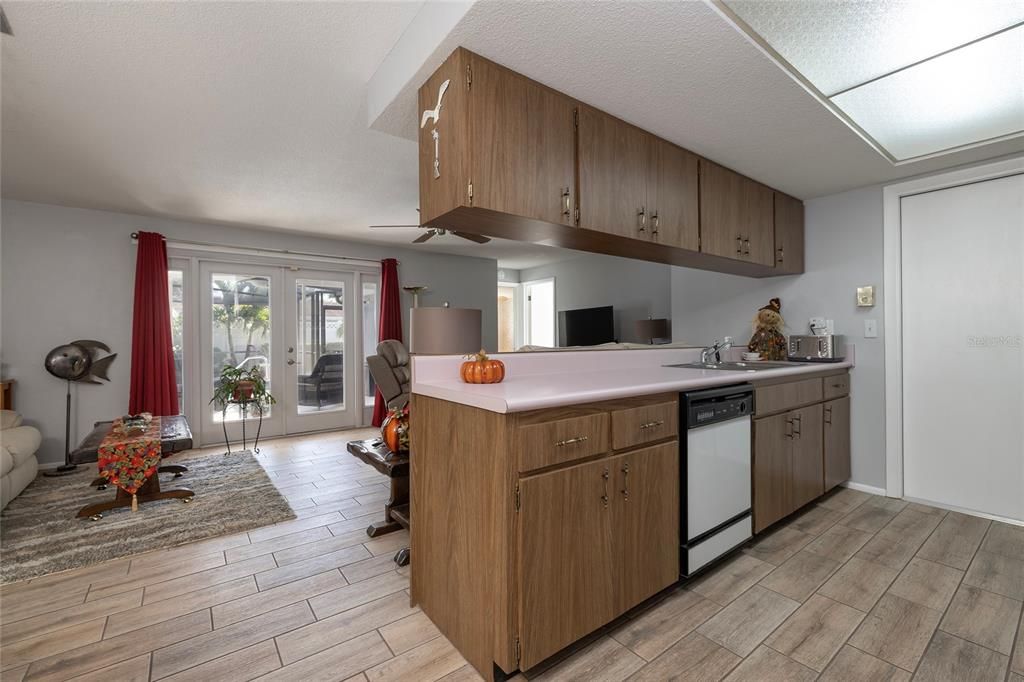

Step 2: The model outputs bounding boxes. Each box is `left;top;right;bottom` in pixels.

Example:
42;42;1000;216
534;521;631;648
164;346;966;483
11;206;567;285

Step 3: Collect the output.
2;426;42;468
0;410;23;430
0;447;13;477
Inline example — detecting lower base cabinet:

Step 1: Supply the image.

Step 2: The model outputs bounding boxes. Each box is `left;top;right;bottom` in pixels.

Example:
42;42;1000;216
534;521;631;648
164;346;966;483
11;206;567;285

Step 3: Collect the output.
753;372;849;533
518;442;678;669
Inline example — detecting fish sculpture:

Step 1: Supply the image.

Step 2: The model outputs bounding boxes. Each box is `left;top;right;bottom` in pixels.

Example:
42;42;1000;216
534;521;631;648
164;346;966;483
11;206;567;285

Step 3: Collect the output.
44;340;117;384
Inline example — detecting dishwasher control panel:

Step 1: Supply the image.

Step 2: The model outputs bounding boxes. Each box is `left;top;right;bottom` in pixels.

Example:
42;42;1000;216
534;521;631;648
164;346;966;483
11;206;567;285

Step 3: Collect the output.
686;386;754;428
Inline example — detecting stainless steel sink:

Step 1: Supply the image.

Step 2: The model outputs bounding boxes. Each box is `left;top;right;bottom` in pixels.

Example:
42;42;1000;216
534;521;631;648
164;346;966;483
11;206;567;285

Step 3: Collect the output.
665;361;795;372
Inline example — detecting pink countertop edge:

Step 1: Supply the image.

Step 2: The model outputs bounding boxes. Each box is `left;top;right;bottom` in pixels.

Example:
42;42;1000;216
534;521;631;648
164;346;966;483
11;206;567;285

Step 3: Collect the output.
411;349;854;413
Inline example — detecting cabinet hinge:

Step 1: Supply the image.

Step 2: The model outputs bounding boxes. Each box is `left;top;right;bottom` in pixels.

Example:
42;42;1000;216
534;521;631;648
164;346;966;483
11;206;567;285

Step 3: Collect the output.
514;484;520;512
468;181;474;205
573;107;578;128
514;637;521;664
466;63;472;91
574;206;580;225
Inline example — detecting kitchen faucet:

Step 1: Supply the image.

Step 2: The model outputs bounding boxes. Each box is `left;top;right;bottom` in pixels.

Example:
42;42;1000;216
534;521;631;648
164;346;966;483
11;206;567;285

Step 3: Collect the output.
700;337;733;364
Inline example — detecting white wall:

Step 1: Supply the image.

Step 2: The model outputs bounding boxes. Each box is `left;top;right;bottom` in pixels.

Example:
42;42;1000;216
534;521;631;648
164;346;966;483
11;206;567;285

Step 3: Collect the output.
1;200;497;464
520;252;672;344
672;186;887;489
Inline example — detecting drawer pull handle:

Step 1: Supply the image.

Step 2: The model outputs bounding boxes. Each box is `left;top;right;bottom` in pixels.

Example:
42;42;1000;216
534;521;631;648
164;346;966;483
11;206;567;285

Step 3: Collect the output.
639;420;665;430
556;435;589;447
831;383;844;388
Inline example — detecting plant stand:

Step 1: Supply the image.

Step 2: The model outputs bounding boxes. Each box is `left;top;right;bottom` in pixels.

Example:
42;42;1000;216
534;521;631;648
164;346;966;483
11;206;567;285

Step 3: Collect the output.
222;399;264;454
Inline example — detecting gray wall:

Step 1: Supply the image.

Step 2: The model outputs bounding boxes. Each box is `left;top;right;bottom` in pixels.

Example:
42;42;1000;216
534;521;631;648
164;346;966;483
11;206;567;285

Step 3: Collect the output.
671;185;886;488
521;252;672;344
1;200;497;464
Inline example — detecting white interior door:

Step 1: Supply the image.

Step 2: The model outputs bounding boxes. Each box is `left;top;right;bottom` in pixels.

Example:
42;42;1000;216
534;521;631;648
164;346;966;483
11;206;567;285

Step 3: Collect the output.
901;173;1024;521
199;262;284;446
522;278;556;347
284;269;358;433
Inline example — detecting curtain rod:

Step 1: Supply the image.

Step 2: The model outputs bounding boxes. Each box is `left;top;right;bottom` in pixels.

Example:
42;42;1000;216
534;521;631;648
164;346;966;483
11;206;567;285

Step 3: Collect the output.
129;232;394;267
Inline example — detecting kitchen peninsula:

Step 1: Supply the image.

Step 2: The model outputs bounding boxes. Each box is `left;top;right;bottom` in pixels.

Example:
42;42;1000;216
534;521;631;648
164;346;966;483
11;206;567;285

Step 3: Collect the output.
409;347;853;680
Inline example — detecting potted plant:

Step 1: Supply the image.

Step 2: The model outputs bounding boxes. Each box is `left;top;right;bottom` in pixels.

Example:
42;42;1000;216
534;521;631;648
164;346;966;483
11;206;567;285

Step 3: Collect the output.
210;364;276;410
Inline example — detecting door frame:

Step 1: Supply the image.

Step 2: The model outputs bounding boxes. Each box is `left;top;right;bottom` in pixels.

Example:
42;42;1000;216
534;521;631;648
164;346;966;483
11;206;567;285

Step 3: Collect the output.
882;155;1024;499
521;277;557;347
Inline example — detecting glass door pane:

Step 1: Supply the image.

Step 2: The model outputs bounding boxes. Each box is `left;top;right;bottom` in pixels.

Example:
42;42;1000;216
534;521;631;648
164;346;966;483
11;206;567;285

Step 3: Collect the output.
211;273;273;423
294;278;346;414
169;269;185;415
362;280;379;411
284;270;357;433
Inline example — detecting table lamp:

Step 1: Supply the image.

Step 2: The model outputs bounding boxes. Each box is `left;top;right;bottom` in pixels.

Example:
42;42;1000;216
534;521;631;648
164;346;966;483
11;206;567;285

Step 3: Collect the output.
410;306;483;355
636;318;670;345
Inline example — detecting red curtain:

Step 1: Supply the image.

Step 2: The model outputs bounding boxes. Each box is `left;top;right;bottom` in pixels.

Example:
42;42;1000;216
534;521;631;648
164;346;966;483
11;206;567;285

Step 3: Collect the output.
128;232;179;416
372;258;403;426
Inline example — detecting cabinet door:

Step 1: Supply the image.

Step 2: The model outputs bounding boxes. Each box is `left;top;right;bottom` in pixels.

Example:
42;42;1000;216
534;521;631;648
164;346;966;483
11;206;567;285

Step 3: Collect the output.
699;160;773;265
650;139;699;251
578;106;650;240
824;397;851;491
610;443;679;614
469;56;576;226
791;404;824;509
774;192;805;274
518;458;615;670
753;413;792;533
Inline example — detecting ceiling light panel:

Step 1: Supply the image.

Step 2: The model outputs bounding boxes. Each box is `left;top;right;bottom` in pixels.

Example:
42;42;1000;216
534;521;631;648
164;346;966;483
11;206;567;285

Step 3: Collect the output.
725;0;1024;95
830;25;1024;160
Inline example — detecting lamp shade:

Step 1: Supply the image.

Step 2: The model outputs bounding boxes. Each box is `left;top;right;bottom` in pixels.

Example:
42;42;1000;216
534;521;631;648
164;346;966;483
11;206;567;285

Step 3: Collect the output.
635;318;670;342
410;307;483;355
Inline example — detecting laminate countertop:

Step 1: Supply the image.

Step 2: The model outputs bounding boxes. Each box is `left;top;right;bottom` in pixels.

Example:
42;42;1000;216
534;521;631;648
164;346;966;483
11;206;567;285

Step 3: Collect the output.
411;347;854;413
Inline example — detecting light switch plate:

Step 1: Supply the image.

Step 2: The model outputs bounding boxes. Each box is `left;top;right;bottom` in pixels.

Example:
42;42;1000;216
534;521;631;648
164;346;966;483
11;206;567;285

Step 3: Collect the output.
857;286;876;307
864;319;878;338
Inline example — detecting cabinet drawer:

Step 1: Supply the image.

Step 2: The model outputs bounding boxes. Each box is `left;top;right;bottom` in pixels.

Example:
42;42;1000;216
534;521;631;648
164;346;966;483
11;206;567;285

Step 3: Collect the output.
755;378;823;416
611;401;678;450
517;414;610;473
823;373;850;400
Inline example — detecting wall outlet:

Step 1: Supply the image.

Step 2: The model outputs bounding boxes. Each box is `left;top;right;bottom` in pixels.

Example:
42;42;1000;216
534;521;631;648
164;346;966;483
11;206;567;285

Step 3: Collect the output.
864;319;878;338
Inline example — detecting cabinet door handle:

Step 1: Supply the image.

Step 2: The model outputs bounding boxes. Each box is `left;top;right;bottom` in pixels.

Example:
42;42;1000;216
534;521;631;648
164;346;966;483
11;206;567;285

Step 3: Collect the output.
561;187;571;219
621;462;630;501
602;468;610;508
744;238;751;255
793;414;802;438
639;420;664;430
824;406;832;425
776;247;785;263
555;435;589;447
637;207;647;233
650;212;659;238
736;235;743;254
785;417;794;439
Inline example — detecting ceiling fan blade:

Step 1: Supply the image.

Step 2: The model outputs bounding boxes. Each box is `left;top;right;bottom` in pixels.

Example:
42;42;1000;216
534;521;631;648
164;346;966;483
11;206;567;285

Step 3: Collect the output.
412;231;435;244
452;231;491;244
369;224;421;229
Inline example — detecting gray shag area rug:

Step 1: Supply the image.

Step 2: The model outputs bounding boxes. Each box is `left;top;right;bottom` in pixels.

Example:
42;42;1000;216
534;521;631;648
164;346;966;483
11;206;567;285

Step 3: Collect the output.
0;449;295;584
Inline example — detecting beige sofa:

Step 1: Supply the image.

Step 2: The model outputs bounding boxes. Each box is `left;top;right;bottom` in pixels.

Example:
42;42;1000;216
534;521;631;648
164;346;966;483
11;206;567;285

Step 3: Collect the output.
1;410;41;509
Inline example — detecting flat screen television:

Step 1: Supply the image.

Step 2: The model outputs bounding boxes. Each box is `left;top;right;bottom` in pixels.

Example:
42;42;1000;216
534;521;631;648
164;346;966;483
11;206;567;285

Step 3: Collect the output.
558;306;615;347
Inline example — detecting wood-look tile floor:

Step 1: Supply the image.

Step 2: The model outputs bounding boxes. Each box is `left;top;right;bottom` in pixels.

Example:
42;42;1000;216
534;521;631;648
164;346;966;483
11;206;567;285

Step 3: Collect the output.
2;430;1023;682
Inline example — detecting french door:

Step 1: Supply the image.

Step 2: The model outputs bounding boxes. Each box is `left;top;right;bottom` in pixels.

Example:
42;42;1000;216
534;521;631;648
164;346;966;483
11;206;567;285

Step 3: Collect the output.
197;261;373;446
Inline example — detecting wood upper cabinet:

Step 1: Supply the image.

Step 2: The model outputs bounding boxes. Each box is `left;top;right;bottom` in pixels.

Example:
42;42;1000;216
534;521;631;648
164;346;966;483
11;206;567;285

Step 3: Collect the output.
468;54;576;226
517;457;615;670
753;412;793;533
699;160;774;266
578;105;650;240
824;396;851;491
790;403;824;509
649;138;699;251
610;443;679;614
774;192;805;274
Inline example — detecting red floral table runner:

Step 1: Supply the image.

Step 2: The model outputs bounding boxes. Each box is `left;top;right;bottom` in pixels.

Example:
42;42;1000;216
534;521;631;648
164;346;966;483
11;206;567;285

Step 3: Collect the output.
97;416;163;497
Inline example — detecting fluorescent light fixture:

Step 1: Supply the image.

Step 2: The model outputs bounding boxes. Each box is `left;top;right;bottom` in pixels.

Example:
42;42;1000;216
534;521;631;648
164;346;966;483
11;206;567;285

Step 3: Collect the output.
720;0;1024;162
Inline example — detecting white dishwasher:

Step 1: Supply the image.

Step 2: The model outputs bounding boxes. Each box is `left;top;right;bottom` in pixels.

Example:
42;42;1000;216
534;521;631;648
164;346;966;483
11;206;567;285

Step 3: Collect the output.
680;384;754;577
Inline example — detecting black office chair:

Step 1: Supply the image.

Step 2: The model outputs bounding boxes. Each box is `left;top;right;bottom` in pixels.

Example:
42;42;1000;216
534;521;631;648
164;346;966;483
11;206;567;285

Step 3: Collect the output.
297;353;344;408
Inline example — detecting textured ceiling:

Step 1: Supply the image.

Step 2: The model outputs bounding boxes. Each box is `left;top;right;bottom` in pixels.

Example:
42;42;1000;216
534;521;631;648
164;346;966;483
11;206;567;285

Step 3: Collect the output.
3;1;1023;271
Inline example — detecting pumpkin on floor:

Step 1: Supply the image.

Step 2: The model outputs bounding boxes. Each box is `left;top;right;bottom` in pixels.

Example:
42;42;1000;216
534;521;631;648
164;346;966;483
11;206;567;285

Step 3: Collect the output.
460;349;505;384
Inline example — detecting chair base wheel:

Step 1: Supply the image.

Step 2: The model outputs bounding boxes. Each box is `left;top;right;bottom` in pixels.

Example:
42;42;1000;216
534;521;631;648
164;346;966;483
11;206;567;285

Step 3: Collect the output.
394;548;410;567
89;514;102;521
182;497;194;504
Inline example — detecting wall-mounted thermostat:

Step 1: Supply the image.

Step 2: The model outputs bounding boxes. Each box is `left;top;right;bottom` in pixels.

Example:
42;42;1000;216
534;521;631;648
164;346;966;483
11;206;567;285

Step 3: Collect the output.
857;286;875;307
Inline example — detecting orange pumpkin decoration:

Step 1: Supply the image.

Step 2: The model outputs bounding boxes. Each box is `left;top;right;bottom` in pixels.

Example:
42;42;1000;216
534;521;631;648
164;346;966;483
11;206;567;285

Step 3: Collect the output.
381;405;409;453
460;349;506;384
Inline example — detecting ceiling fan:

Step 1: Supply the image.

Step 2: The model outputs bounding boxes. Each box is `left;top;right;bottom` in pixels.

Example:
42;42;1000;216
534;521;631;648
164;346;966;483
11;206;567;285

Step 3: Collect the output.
369;224;491;245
